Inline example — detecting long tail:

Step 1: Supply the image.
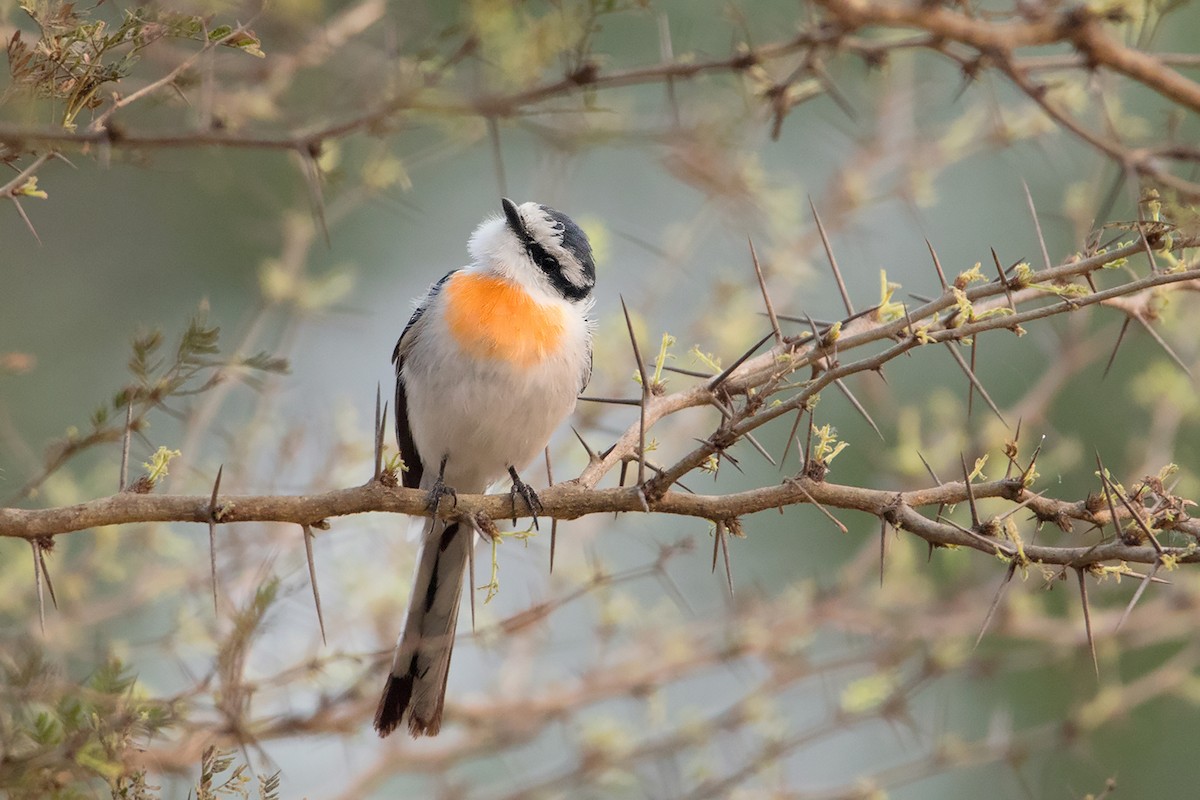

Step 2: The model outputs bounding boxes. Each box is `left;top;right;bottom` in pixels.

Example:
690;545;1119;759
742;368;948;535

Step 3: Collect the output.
374;515;471;737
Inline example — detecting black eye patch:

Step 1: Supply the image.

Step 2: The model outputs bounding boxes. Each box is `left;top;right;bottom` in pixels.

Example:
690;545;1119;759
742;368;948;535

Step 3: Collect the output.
499;200;594;302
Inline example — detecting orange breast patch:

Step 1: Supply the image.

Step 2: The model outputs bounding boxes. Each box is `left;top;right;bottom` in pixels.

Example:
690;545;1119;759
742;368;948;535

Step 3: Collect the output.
444;273;567;367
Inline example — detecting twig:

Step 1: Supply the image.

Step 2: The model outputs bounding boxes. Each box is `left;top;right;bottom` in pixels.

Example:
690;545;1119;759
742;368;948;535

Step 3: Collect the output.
748;238;783;345
301;524;327;645
811;198;854;316
373;384;383;482
208;465;224;614
1076;567;1100;679
620;296;649;487
119;401;133;492
942;342;1008;428
975;562;1017;650
545;447;558;573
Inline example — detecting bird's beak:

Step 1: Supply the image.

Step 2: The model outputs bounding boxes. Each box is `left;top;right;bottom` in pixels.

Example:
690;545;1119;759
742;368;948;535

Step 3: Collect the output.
501;197;524;235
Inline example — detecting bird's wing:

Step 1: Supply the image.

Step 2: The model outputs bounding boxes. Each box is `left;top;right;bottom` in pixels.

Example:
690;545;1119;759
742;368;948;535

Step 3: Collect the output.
392;270;457;489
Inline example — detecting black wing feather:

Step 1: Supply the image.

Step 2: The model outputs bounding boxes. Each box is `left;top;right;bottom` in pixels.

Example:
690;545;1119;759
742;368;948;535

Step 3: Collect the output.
392;271;456;490
393;376;422;489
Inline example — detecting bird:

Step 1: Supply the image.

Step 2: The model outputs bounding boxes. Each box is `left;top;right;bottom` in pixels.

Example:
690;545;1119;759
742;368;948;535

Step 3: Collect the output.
374;198;596;737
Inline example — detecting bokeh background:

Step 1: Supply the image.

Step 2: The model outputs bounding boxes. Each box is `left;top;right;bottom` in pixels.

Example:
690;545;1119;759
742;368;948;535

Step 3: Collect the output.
3;1;1200;797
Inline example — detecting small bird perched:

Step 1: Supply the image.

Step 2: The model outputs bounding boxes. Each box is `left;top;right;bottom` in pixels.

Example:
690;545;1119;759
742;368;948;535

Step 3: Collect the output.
374;198;596;737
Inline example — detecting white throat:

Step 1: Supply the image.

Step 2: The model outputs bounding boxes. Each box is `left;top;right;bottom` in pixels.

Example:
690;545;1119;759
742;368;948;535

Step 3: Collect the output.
467;215;560;303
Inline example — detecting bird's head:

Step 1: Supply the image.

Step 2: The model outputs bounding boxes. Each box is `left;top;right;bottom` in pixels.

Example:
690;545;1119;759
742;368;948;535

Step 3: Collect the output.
468;198;596;303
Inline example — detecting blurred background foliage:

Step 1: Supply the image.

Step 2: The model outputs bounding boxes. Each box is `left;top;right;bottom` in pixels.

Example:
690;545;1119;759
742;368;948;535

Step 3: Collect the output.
2;0;1200;797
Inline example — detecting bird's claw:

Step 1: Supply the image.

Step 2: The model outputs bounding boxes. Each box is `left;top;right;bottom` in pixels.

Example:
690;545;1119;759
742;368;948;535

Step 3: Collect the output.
426;477;457;514
508;467;543;529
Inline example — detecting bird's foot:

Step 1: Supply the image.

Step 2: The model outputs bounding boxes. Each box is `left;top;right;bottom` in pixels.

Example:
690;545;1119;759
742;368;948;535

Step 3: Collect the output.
426;456;457;513
508;466;543;529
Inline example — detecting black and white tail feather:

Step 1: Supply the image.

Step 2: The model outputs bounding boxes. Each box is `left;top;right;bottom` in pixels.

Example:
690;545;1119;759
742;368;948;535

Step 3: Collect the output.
373;486;474;737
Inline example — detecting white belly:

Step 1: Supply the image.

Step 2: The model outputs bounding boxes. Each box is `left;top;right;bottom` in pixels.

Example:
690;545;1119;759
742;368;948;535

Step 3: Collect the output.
401;305;589;493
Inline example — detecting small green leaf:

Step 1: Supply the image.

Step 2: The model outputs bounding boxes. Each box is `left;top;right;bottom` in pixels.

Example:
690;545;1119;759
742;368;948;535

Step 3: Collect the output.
142;446;181;485
15;176;48;199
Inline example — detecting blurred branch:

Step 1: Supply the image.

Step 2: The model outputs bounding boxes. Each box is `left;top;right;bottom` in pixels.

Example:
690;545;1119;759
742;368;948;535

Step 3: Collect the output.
7;0;1200;231
817;1;1200;114
815;0;1200;197
0;25;830;151
3;308;288;505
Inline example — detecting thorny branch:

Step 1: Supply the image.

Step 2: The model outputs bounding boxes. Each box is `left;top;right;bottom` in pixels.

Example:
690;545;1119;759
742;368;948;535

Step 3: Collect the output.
4;232;1199;575
1;474;1196;569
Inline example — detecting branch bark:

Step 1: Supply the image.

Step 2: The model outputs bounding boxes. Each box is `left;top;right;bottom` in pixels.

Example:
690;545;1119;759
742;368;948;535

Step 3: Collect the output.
3;474;1196;568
